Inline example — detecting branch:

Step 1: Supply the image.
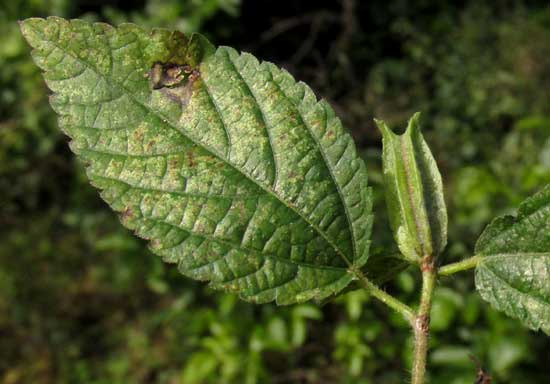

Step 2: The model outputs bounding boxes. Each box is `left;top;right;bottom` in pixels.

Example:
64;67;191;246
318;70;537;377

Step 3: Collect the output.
354;269;415;324
438;255;480;276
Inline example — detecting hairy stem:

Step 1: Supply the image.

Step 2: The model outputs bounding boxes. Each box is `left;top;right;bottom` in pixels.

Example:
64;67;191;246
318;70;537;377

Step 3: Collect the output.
355;270;415;324
438;255;480;276
411;256;437;384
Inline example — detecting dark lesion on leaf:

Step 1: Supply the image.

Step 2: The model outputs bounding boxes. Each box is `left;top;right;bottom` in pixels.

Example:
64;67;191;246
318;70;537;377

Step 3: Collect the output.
121;207;134;221
149;62;200;106
149;239;162;249
186;151;196;167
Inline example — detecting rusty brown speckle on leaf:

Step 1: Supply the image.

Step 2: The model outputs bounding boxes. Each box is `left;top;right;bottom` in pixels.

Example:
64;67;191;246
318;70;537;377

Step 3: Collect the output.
187;152;196;167
121;208;134;220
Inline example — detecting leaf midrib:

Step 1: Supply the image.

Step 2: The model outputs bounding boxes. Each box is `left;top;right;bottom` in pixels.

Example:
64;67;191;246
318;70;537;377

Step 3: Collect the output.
33;22;356;270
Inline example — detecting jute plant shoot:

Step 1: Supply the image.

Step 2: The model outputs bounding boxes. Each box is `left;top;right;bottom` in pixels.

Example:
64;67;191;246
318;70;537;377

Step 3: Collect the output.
20;17;550;383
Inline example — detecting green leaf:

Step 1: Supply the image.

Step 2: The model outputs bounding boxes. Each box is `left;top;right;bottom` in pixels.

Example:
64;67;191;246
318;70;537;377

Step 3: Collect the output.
475;185;550;334
20;17;373;305
375;113;447;262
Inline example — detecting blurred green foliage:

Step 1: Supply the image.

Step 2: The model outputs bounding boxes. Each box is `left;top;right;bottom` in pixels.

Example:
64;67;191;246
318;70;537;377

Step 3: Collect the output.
1;1;549;383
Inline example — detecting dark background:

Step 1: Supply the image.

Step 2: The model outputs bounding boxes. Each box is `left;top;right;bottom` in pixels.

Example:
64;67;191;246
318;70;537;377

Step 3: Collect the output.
1;0;550;383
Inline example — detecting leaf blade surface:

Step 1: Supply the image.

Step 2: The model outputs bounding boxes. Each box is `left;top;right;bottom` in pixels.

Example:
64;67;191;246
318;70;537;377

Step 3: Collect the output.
20;17;373;304
475;185;550;334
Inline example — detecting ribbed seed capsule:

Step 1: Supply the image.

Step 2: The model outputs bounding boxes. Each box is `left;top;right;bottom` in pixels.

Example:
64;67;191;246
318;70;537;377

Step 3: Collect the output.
375;113;447;263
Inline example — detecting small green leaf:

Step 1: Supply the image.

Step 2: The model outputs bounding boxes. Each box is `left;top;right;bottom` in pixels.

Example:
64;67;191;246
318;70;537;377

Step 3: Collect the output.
375;113;447;262
20;17;373;305
475;185;550;334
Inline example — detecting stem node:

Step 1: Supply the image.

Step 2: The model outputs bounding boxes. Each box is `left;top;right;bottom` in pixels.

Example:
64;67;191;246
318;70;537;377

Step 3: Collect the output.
415;313;430;335
420;255;435;273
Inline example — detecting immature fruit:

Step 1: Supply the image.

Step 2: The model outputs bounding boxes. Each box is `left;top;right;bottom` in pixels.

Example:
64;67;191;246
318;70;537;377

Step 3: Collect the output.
375;113;447;263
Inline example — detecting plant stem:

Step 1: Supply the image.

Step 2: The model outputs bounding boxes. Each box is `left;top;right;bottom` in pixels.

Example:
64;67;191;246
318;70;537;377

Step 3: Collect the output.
438;255;481;276
355;271;415;325
411;256;437;384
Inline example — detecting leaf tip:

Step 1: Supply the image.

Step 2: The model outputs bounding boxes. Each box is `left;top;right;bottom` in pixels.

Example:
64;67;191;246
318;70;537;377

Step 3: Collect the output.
19;17;51;47
18;17;37;37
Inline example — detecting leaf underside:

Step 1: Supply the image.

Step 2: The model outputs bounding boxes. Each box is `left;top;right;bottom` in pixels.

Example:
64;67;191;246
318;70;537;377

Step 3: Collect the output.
20;17;373;305
475;185;550;334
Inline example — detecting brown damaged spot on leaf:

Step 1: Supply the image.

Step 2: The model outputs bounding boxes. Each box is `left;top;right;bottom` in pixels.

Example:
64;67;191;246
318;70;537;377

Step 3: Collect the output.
121;208;134;221
168;157;180;170
150;62;200;107
187;152;196;167
150;239;162;249
133;127;144;142
145;140;156;152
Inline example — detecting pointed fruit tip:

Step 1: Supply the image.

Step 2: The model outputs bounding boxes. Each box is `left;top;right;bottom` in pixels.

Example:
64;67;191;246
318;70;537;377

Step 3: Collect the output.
374;117;394;138
405;112;423;135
